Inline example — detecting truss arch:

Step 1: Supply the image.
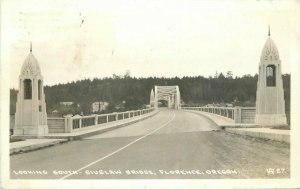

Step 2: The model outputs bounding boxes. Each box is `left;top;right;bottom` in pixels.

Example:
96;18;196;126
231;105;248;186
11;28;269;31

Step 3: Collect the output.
150;85;181;110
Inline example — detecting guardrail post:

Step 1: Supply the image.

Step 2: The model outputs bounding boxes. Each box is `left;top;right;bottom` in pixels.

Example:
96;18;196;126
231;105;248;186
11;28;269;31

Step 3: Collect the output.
234;107;242;123
79;117;82;129
64;115;73;133
94;115;98;126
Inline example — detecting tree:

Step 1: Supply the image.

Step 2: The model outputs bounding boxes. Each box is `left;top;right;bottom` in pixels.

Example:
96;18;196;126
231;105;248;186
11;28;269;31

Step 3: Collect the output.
226;71;233;78
124;70;131;78
9;73;290;120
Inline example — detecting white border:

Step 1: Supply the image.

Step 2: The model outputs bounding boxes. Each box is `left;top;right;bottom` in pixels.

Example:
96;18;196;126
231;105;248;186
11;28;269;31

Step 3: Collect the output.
1;1;300;188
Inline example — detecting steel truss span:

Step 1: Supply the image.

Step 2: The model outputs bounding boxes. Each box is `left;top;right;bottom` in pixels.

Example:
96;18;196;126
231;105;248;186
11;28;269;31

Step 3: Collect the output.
153;85;181;110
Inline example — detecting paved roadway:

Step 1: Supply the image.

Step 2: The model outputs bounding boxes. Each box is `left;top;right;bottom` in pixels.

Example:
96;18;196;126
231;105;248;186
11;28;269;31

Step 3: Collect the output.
10;109;290;179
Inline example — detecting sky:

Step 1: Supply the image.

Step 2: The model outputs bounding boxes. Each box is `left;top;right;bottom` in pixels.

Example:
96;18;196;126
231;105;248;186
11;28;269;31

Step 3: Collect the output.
2;0;300;88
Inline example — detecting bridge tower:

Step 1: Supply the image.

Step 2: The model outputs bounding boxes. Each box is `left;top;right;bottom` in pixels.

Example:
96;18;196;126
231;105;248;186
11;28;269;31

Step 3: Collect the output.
14;43;48;136
255;27;287;125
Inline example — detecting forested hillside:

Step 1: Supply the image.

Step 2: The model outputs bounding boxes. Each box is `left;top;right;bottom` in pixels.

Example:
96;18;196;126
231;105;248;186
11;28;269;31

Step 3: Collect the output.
10;73;290;117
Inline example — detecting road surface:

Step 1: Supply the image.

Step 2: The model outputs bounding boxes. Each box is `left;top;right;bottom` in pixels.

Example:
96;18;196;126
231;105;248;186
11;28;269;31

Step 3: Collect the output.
10;109;290;179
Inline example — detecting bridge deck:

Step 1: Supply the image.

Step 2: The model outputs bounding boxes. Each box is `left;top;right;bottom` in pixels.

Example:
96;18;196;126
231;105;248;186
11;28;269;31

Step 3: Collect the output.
10;109;289;179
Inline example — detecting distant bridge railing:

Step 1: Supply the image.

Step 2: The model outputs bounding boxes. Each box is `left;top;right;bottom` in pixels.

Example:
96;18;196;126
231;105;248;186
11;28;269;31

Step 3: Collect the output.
182;106;256;124
47;108;156;133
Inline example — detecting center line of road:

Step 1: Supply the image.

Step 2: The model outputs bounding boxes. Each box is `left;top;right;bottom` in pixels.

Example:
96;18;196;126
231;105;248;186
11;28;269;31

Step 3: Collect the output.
60;112;176;180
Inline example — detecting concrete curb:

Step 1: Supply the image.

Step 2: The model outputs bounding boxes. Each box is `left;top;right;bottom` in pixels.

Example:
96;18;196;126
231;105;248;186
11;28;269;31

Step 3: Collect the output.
226;128;290;144
183;109;290;144
186;110;221;130
183;110;230;129
10;139;68;155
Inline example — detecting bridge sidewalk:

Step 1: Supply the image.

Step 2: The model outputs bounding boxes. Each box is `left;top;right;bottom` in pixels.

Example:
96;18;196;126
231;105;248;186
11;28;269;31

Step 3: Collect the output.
10;111;158;155
225;128;290;144
183;110;290;144
185;110;237;127
10;139;67;155
45;111;158;140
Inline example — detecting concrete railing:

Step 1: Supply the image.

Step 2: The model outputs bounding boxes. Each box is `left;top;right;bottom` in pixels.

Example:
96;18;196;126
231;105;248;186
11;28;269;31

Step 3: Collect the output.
64;108;156;133
47;117;65;133
240;107;256;123
182;106;256;124
10;108;156;134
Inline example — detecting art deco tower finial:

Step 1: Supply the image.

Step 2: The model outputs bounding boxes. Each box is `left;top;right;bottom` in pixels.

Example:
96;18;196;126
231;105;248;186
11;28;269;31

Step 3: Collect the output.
30;42;32;53
268;25;270;37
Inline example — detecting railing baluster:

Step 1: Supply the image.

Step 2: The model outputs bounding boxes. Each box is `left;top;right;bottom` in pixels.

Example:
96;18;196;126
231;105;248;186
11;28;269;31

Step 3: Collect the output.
65;107;155;133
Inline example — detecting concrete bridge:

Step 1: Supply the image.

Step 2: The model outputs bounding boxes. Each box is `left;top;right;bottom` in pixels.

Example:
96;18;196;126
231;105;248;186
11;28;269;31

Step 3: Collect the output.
12;30;288;137
11;84;255;136
10;84;289;179
10;108;290;179
10;30;290;179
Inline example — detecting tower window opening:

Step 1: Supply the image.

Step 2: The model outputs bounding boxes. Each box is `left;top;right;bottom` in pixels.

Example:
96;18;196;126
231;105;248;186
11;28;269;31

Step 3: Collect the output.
266;65;276;87
38;80;42;100
24;79;32;99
